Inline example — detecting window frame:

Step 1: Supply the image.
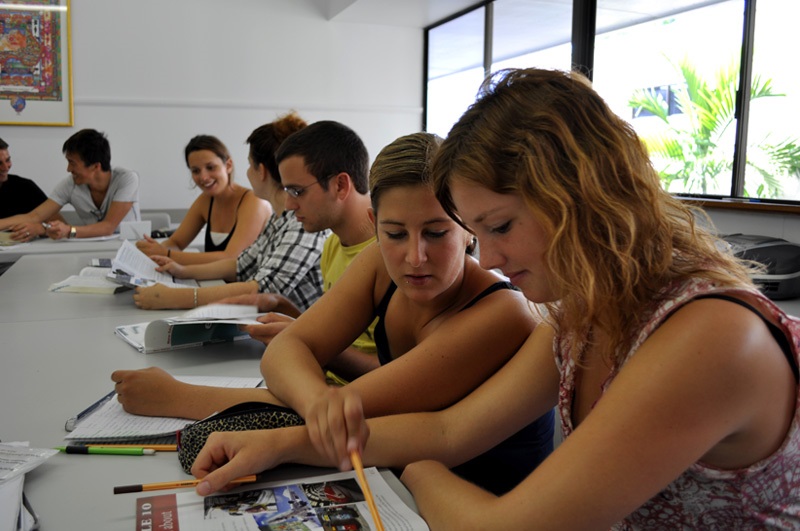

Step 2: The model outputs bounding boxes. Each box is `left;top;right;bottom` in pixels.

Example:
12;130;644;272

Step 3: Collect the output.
424;0;800;214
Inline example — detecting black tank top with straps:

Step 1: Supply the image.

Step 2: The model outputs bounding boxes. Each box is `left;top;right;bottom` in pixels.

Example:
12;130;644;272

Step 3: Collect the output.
373;280;516;365
204;190;249;252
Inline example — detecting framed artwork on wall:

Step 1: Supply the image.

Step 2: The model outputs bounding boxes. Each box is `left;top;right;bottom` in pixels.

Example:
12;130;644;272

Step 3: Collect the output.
0;0;72;126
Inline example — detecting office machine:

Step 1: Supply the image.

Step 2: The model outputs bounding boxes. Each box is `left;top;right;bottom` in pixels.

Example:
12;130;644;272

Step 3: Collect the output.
723;233;800;300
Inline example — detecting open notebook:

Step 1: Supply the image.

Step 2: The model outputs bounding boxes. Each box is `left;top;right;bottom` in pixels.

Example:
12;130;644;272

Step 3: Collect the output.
64;375;263;442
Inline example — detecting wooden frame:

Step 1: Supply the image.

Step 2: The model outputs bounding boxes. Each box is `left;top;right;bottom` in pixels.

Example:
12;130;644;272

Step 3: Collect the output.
0;0;73;126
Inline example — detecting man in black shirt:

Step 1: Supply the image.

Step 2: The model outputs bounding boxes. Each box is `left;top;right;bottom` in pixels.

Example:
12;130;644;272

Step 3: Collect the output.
0;137;64;228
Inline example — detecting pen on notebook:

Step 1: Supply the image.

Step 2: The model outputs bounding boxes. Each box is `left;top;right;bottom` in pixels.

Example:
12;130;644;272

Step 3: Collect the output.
113;474;258;494
64;389;117;431
350;450;385;531
55;445;155;456
88;444;178;451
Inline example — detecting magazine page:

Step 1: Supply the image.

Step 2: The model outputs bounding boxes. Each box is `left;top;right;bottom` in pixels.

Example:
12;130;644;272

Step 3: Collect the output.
134;468;428;531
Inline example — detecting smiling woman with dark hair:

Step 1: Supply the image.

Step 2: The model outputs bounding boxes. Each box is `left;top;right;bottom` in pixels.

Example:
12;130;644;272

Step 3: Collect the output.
135;133;270;266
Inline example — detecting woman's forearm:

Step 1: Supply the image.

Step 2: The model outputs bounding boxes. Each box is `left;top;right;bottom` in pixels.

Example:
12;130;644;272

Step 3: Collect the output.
261;335;332;418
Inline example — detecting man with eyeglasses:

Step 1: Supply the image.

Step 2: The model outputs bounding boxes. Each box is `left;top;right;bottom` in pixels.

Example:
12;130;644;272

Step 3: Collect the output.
226;120;377;366
0;128;140;241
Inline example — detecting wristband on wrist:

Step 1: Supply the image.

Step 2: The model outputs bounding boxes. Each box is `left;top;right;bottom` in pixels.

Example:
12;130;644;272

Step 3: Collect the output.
193;288;198;308
68;226;77;239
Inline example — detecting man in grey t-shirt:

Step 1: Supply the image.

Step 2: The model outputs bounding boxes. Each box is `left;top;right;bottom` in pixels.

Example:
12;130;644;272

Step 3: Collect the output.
0;129;140;241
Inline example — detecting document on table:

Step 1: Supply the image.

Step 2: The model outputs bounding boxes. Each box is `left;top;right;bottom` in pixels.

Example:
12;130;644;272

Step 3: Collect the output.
0;443;57;531
65;375;263;441
110;240;197;288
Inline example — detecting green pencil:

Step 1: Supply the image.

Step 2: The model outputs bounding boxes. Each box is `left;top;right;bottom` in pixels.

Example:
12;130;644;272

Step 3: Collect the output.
54;445;155;456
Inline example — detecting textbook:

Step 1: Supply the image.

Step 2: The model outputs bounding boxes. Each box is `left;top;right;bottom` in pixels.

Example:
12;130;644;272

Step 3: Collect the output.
64;375;264;442
132;467;429;531
49;266;133;294
115;304;261;353
108;239;199;289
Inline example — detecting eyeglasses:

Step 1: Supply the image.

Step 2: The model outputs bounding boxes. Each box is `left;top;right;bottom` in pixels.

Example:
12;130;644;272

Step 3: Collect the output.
283;174;336;198
283;179;320;198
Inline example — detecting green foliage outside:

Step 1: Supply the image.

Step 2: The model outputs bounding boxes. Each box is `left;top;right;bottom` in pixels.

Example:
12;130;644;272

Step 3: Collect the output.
628;58;800;198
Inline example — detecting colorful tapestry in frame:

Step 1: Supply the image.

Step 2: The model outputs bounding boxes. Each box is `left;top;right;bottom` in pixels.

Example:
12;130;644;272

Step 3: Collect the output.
0;0;72;126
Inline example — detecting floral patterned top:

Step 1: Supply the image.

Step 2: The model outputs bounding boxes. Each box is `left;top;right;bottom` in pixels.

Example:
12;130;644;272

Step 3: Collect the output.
554;278;800;529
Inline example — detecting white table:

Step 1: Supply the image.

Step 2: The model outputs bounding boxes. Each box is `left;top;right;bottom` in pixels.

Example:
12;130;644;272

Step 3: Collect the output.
0;229;206;264
0;237;125;264
0;251;419;529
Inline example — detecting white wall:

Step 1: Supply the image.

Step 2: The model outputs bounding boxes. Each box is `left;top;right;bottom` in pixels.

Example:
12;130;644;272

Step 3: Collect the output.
2;0;423;211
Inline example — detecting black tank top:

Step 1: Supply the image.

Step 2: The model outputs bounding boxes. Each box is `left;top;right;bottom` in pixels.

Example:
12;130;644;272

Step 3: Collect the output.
373;280;516;365
371;278;554;495
204;190;249;252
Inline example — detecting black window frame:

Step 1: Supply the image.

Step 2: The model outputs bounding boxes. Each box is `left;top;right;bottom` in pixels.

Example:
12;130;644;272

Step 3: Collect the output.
423;0;800;212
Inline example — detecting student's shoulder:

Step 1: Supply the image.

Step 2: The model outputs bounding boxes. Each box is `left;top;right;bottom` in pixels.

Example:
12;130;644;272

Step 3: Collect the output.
349;240;383;269
186;192;211;216
112;166;140;181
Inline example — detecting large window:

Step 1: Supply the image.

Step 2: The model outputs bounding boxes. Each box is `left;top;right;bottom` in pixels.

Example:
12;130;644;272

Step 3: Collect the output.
425;0;799;203
425;0;572;138
426;7;487;138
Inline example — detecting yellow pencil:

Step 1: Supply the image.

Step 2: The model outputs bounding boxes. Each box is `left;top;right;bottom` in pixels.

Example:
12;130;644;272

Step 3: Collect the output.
113;474;257;494
88;444;178;452
350;450;385;531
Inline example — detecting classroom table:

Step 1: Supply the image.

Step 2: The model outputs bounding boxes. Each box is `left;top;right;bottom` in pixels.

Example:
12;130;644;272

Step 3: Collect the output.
0;236;125;264
0;252;419;530
0;252;221;324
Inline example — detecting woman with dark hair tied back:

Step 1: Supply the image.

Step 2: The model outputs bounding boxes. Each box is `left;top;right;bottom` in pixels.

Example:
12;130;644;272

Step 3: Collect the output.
136;134;270;265
184;131;555;497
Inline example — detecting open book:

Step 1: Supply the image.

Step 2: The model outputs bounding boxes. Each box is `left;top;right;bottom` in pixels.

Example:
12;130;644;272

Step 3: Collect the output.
133;468;429;531
109;240;199;289
115;304;261;353
64;375;264;442
49;266;133;294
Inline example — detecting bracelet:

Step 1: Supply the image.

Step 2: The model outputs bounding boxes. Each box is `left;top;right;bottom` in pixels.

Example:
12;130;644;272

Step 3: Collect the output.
193;288;198;308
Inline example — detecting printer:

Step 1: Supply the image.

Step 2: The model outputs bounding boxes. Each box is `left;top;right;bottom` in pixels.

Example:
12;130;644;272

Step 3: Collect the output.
722;233;800;300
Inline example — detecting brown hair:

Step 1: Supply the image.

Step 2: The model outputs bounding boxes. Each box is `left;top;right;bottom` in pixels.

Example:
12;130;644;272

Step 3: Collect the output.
370;132;443;212
433;68;755;364
247;111;308;184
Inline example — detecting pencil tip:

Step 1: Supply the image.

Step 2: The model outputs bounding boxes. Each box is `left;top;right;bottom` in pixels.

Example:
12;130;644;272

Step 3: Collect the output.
113;484;141;494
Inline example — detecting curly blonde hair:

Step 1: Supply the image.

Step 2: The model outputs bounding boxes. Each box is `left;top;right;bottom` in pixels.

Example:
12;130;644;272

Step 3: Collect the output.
433;68;756;364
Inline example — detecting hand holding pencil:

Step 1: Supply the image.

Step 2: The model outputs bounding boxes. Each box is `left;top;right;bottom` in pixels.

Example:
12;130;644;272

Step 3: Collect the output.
305;387;371;472
189;430;288;496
